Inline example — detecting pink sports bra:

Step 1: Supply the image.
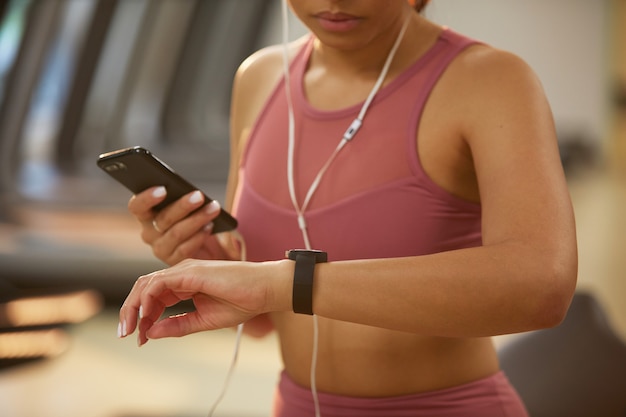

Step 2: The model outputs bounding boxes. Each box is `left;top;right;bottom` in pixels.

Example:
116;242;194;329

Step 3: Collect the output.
233;28;482;262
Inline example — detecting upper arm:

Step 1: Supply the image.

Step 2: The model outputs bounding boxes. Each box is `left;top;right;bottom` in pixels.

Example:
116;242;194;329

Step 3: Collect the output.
456;48;577;277
224;39;308;209
224;45;284;209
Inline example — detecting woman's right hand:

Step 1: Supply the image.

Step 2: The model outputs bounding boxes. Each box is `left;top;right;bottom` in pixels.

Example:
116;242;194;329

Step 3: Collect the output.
128;186;239;265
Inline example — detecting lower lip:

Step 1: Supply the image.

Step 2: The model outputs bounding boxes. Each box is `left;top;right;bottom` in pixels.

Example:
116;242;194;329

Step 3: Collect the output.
316;17;360;32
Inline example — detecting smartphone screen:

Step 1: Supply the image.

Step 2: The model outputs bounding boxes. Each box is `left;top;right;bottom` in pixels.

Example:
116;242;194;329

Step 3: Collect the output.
97;146;237;234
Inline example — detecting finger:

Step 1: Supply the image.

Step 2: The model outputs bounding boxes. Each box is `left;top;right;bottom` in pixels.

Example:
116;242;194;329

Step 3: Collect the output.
137;296;174;346
147;310;210;339
163;232;212;265
137;266;207;327
118;290;142;339
140;195;218;256
151;202;223;261
118;272;161;338
152;219;162;233
152;190;206;234
139;285;201;344
137;307;154;347
129;187;167;222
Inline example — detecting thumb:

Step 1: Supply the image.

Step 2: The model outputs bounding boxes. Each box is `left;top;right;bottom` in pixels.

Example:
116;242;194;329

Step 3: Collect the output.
146;311;210;339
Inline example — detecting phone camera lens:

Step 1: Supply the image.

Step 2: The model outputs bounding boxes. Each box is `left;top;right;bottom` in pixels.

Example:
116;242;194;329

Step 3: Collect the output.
105;162;127;172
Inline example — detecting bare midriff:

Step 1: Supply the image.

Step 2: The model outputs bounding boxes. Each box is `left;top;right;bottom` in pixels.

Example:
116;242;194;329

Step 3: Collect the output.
271;312;500;397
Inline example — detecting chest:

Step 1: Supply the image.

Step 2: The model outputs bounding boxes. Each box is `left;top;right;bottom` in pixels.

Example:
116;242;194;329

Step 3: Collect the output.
301;66;479;204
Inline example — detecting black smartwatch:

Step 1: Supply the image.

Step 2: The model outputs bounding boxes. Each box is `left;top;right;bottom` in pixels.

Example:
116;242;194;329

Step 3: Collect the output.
286;249;328;315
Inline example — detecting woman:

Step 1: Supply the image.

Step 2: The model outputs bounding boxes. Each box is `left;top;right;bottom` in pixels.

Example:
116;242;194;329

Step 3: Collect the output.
118;1;577;416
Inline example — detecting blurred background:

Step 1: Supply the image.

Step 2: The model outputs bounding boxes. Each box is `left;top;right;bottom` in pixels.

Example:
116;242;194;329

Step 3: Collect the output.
0;0;624;416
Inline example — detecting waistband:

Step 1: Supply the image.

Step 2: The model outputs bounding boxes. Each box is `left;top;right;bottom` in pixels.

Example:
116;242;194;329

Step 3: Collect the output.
273;370;529;417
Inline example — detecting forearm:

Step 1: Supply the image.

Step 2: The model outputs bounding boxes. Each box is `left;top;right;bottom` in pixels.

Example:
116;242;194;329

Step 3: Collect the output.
271;241;576;338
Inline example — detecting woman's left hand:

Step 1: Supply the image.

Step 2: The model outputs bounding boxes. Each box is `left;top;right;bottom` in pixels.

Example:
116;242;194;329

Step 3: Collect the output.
117;259;289;346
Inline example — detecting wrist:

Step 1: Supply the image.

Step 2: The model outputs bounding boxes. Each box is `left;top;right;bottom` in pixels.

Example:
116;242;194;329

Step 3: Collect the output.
265;259;295;313
287;249;328;315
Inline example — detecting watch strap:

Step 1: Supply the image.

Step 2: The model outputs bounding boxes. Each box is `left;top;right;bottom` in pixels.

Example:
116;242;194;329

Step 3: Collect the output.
287;250;327;315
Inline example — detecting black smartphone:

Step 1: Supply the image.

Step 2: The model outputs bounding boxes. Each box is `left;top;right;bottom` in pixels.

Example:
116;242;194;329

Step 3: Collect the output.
97;146;237;234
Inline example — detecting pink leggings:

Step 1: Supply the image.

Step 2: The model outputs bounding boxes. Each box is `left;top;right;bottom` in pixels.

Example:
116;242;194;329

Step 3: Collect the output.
272;370;529;417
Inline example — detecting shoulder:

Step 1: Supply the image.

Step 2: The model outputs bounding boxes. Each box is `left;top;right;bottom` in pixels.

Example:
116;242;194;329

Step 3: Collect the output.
233;44;283;90
233;36;309;96
230;36;309;131
438;41;550;135
230;36;308;137
449;42;543;96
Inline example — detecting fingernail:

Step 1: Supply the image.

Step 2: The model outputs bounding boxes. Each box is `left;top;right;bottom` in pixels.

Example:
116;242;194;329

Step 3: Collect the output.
189;190;204;204
117;322;122;338
203;222;214;232
153;186;166;198
137;333;148;347
206;200;220;214
122;320;127;337
139;305;144;320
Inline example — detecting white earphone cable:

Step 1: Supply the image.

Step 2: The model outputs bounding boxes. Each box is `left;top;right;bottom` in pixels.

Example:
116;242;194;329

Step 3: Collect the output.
281;2;411;417
207;229;247;417
206;4;410;416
